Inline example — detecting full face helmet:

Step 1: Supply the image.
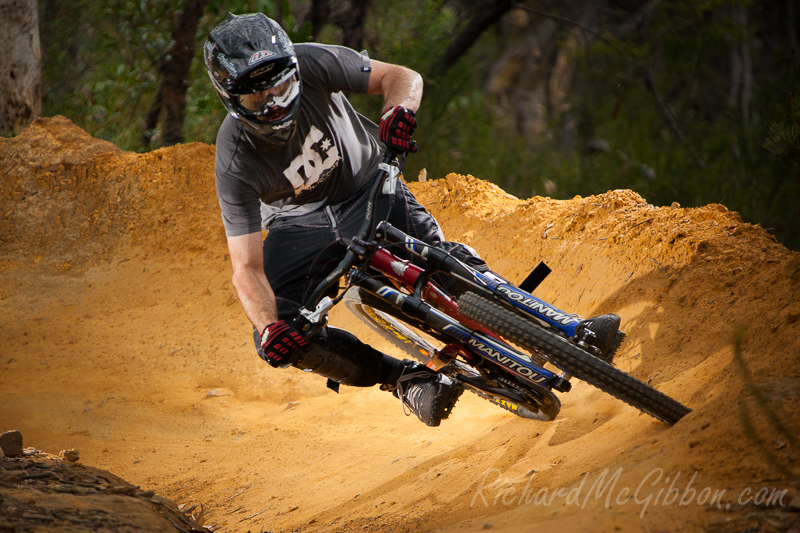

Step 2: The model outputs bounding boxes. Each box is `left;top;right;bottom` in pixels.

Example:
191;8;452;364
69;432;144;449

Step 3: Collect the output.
204;13;301;143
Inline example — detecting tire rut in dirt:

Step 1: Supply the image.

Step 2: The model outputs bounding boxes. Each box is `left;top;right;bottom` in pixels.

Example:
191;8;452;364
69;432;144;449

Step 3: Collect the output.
458;292;691;426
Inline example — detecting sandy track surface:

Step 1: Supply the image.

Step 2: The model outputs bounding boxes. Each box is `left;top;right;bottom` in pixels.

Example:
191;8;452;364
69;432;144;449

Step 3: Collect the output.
1;117;799;532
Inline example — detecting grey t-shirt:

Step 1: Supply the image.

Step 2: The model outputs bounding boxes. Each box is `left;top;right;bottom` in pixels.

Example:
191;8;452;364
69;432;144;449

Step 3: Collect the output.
214;43;384;237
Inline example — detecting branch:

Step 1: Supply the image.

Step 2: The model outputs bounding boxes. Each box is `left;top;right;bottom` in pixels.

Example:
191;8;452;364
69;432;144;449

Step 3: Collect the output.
612;0;663;39
518;5;636;65
438;0;520;73
644;69;706;169
140;82;163;148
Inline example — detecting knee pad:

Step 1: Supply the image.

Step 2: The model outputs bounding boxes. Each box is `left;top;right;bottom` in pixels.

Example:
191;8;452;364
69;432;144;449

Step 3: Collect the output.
290;327;385;387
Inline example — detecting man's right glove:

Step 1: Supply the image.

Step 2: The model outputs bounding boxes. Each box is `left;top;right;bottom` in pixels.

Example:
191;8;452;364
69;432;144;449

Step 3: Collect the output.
379;105;418;153
259;320;310;368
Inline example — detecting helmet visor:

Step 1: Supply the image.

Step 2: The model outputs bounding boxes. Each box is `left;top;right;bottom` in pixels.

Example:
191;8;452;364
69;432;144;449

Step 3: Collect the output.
236;69;300;122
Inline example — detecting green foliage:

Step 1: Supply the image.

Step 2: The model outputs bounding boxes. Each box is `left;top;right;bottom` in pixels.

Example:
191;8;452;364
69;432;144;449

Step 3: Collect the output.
351;0;552;189
764;122;800;156
40;0;184;148
764;91;800;158
580;2;794;248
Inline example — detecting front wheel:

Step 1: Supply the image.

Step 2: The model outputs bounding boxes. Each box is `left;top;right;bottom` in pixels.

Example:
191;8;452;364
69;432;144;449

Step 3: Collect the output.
458;292;691;426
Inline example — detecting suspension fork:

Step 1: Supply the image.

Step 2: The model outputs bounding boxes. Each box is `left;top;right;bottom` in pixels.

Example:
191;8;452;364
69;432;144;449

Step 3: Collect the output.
366;246;506;342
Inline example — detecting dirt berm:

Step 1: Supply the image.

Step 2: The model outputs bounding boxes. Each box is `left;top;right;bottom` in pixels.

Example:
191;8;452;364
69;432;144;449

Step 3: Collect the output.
1;116;799;532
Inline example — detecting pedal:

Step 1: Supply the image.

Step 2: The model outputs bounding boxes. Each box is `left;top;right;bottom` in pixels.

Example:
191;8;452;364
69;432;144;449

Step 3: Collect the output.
441;380;464;420
603;331;627;364
550;375;572;393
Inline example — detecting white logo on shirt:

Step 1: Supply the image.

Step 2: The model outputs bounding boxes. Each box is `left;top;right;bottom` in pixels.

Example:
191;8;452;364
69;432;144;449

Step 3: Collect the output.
283;126;340;194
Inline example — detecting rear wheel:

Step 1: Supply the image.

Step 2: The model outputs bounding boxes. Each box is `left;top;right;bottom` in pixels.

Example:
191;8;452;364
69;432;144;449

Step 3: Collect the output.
458;292;691;426
343;286;558;420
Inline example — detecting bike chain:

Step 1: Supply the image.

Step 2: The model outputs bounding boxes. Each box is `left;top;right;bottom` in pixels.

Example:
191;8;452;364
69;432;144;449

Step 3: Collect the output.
443;360;547;419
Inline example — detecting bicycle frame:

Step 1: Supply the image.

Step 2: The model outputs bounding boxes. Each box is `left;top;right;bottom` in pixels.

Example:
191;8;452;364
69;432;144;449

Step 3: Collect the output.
292;151;694;425
348;226;562;390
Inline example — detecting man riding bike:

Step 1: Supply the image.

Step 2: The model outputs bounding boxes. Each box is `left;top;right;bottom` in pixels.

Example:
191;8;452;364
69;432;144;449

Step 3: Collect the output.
205;13;621;427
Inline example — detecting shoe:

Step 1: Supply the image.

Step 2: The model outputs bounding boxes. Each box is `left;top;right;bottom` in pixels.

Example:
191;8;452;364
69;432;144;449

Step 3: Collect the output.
385;361;463;427
575;314;625;362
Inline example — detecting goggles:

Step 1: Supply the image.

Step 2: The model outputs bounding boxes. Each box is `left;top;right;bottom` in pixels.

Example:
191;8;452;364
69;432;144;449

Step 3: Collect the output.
236;68;300;122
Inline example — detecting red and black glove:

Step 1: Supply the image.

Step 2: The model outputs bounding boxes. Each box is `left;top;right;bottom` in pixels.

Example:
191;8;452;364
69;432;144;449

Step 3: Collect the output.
379;105;418;153
259;320;309;368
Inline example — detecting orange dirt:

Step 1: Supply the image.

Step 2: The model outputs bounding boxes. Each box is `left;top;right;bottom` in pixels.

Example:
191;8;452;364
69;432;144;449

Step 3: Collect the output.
1;117;799;532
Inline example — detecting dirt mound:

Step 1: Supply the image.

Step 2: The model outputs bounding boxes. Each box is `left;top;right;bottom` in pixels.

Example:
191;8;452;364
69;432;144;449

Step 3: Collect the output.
1;116;222;270
1;118;799;532
1;447;205;532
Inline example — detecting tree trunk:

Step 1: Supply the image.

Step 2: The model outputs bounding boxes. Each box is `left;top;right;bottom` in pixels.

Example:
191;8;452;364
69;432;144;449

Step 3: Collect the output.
140;84;164;148
151;0;208;147
0;0;41;135
306;0;330;42
548;3;598;120
788;0;798;63
734;4;753;130
341;0;371;51
438;0;520;73
274;0;284;31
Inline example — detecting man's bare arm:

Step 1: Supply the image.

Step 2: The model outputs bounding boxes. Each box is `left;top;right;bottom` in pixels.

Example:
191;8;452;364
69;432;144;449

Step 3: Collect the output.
227;232;278;332
367;59;423;112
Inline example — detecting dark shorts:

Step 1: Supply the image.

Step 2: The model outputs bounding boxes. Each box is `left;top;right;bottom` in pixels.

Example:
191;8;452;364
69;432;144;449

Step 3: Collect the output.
263;177;486;319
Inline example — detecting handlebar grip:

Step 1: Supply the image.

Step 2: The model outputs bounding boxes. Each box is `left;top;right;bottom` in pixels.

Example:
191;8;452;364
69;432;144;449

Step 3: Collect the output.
383;148;400;164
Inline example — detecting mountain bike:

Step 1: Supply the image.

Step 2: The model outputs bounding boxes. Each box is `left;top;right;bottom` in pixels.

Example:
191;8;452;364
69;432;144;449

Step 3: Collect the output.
294;151;691;425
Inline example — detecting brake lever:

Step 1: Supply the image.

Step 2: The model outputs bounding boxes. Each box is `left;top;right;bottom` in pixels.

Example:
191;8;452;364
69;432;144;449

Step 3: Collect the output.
297;296;334;338
378;161;400;195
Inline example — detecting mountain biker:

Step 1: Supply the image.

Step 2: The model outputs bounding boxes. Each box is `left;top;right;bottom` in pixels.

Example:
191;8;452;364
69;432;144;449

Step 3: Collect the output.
204;13;621;427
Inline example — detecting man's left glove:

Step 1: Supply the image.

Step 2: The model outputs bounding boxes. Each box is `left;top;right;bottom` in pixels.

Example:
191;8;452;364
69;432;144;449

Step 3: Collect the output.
259;320;310;368
379;105;418;153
